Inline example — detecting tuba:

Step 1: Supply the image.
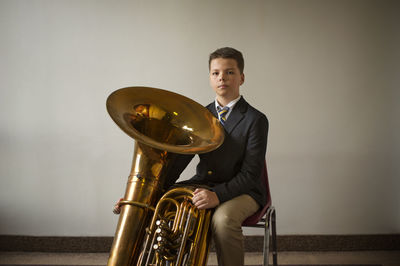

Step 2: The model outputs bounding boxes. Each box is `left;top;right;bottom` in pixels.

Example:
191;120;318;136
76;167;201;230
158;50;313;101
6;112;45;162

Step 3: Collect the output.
106;87;224;266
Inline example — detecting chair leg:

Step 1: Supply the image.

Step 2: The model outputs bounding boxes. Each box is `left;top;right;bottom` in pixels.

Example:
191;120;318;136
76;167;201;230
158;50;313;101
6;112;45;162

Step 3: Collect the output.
271;208;278;266
263;212;270;266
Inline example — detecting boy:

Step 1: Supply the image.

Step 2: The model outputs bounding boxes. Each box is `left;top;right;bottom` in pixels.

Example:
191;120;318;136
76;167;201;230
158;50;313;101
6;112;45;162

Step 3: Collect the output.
168;47;269;265
114;47;268;265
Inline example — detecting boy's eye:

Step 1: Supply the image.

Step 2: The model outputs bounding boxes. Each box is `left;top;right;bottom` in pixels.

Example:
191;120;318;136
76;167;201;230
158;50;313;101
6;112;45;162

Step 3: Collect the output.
212;72;218;76
228;71;234;74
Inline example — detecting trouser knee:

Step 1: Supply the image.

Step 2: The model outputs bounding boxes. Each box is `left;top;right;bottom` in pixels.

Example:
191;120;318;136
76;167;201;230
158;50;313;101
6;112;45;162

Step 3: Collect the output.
212;212;242;238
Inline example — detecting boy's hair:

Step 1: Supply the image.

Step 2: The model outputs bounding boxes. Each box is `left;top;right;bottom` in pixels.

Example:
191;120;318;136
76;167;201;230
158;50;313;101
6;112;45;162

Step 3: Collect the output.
209;47;244;74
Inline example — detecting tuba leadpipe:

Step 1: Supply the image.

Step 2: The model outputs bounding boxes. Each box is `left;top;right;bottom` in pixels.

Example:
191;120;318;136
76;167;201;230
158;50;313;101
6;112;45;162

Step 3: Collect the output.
106;87;224;266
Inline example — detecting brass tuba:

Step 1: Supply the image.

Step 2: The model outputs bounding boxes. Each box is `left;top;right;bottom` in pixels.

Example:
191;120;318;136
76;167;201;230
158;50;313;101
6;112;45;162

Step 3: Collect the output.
106;87;224;266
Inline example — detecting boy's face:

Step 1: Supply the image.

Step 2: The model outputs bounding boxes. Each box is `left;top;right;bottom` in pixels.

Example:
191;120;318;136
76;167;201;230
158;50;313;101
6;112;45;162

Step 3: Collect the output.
209;58;244;105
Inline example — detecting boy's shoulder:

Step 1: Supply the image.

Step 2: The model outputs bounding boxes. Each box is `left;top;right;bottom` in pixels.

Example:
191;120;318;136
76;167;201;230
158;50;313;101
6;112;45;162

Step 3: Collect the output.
237;97;268;120
246;101;268;121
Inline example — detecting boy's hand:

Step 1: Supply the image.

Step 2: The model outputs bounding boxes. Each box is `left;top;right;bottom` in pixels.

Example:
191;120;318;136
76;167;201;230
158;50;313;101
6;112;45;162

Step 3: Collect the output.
113;198;123;214
192;188;220;209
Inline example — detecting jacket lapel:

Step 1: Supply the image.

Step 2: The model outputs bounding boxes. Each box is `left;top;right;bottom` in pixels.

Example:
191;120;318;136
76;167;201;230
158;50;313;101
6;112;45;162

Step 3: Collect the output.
207;97;248;134
207;103;218;118
224;97;247;134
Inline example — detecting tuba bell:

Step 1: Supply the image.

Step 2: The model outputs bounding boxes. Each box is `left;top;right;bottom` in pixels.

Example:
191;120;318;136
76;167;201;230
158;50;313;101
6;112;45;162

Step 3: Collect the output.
106;87;224;266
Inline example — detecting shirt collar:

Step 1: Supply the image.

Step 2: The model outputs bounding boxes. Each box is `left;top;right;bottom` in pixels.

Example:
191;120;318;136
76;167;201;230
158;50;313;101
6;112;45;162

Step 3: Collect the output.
214;95;242;111
214;95;241;120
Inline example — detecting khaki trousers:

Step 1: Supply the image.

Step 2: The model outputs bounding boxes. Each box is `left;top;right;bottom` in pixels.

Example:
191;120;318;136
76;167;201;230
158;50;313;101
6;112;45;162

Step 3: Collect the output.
211;194;259;266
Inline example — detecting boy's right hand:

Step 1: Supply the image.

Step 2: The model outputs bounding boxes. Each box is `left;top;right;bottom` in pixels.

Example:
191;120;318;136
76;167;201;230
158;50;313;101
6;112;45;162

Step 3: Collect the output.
192;188;220;209
113;198;123;214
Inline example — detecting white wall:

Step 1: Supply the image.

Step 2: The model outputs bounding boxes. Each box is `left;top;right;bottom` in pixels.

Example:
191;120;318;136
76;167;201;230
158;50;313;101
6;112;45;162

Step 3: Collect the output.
263;0;400;235
0;0;399;236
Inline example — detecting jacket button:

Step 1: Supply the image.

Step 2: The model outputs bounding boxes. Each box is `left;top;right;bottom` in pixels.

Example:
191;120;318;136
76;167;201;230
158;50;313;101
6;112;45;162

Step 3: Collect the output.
207;170;213;175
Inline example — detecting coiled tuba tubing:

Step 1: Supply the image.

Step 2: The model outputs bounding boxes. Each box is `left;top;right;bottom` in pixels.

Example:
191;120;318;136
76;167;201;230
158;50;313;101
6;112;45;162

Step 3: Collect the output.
139;186;212;266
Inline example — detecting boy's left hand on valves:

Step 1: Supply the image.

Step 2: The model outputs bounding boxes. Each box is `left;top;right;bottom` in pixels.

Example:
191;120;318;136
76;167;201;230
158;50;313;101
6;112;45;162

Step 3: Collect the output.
192;188;220;209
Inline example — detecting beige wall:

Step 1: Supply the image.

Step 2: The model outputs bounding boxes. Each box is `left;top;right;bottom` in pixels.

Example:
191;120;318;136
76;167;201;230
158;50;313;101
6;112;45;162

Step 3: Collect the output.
0;0;398;236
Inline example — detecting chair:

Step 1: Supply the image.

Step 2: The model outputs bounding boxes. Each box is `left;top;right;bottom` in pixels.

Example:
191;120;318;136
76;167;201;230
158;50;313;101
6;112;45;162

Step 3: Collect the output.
242;160;277;266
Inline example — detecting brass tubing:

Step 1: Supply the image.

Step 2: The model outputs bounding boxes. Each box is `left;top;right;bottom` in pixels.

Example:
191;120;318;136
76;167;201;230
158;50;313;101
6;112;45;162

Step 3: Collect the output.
188;210;204;263
176;210;193;266
107;143;172;266
191;210;212;266
119;200;155;212
140;197;180;266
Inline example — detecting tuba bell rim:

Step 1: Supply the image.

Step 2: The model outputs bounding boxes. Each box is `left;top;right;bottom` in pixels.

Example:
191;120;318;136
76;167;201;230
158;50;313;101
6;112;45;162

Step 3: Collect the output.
106;86;225;154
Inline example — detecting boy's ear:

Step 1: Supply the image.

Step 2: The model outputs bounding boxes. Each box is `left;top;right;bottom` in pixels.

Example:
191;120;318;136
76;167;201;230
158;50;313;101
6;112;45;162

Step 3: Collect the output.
240;73;245;85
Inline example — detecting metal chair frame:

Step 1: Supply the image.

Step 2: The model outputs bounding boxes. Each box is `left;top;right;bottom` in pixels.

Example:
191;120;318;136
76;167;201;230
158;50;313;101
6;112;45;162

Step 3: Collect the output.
242;161;278;266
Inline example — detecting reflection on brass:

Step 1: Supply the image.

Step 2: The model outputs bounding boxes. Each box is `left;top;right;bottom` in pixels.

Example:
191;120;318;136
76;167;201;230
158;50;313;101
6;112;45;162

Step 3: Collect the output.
138;186;212;266
106;87;224;266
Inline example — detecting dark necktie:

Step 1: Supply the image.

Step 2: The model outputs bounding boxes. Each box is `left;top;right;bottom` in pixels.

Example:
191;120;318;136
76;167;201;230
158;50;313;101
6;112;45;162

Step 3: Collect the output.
217;106;230;126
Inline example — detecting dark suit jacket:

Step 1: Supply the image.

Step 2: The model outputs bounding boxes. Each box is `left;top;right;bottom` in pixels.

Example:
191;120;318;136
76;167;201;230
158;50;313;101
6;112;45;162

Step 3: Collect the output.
166;96;269;207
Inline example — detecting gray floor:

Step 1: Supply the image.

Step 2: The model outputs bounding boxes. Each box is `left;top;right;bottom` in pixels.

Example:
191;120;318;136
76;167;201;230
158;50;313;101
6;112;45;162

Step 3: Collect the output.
0;251;400;266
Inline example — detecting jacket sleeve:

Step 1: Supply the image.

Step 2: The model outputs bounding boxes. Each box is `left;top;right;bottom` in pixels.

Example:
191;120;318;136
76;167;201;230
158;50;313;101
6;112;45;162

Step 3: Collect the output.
211;114;269;204
163;153;194;189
